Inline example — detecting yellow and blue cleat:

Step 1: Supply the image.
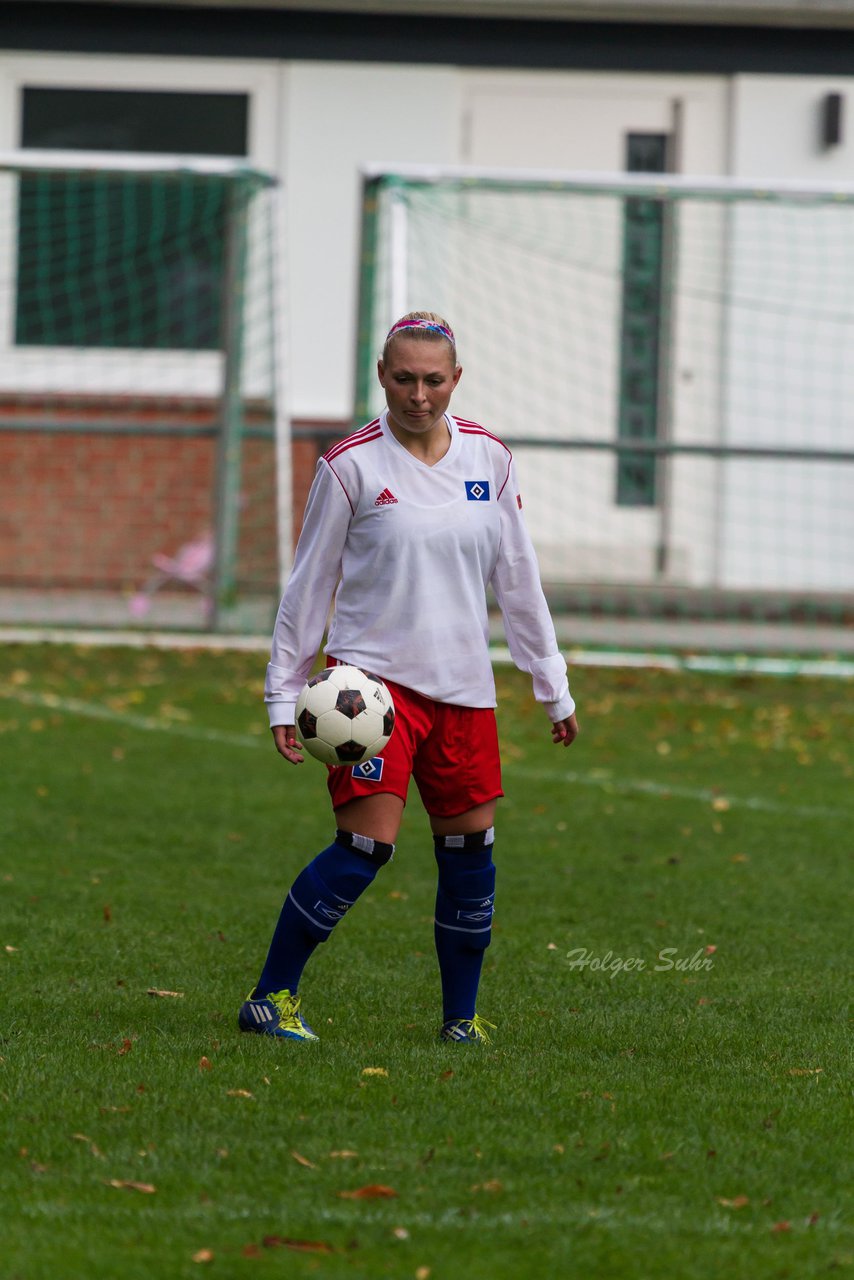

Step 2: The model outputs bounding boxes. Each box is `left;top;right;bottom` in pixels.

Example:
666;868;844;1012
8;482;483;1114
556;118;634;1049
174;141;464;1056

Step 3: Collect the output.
238;988;318;1041
440;1014;496;1044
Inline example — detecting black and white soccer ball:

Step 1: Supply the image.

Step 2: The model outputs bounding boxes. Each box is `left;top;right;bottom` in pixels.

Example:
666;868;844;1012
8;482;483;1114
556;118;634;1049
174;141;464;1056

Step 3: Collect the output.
295;665;395;767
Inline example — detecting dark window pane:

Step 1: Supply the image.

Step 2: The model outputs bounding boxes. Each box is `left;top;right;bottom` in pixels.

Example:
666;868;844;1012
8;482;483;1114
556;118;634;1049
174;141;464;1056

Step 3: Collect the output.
21;88;247;158
17;88;248;351
616;132;669;507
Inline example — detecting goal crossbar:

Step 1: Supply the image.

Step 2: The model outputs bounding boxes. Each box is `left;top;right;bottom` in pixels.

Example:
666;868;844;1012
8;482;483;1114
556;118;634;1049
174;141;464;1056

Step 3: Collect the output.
0;148;277;186
362;162;854;204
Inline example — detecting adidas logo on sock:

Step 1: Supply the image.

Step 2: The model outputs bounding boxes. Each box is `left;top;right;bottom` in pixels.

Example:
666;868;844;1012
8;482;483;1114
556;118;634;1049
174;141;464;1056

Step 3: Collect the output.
374;488;398;506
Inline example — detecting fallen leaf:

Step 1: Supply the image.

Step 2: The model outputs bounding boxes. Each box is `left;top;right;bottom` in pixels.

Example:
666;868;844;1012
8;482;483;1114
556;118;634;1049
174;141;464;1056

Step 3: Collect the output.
471;1179;503;1193
103;904;113;923
717;1195;749;1209
192;1249;214;1263
198;1057;213;1072
360;1067;388;1078
416;1268;431;1280
241;1244;262;1258
771;1221;791;1233
262;1236;335;1253
712;797;731;811
807;1211;820;1226
5;945;18;953
704;945;717;955
337;1184;398;1200
438;1069;454;1081
392;1226;409;1239
117;1039;134;1056
71;1133;104;1159
290;1150;317;1169
147;988;184;999
227;1089;254;1098
329;1149;359;1159
106;1179;156;1194
547;942;558;950
788;1067;823;1076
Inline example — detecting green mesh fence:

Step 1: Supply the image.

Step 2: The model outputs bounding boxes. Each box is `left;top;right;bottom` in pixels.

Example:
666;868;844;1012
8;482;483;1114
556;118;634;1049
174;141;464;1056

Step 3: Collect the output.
0;153;283;633
356;169;854;655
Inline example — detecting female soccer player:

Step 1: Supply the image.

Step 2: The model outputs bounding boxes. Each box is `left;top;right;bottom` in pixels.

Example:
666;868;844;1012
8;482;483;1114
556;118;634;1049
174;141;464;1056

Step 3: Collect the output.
239;312;578;1044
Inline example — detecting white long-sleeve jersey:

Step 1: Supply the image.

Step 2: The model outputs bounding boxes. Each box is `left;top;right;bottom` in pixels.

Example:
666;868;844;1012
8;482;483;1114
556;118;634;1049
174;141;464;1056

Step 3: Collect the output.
265;411;574;727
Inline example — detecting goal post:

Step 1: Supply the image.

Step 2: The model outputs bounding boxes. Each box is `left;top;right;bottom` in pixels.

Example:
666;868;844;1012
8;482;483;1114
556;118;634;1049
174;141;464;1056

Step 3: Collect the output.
0;149;288;632
355;165;854;643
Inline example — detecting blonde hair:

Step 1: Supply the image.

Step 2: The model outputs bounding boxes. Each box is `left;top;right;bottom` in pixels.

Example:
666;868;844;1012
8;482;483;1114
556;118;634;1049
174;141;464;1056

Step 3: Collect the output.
382;310;457;363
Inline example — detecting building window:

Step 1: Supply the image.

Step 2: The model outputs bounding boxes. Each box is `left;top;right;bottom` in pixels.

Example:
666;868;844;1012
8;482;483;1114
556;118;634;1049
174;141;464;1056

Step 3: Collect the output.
616;132;669;506
16;88;249;350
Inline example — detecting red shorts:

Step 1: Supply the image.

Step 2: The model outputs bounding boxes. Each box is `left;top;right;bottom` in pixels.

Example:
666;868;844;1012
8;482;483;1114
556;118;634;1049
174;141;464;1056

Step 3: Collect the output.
325;671;503;819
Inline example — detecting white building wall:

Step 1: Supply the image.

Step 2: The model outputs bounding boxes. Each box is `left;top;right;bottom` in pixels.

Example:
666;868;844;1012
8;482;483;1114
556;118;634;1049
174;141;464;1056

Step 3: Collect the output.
722;75;854;591
0;49;850;595
281;62;461;421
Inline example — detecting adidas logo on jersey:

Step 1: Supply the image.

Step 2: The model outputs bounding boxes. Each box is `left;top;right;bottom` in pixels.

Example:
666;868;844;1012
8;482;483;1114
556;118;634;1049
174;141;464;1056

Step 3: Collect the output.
374;488;398;506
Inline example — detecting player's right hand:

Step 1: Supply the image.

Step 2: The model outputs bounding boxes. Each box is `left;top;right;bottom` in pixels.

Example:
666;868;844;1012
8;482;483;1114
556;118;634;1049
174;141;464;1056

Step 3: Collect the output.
272;724;304;764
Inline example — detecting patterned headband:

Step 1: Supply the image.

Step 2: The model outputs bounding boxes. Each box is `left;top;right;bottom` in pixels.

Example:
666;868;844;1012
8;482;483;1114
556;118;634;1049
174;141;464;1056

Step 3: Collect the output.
386;318;455;344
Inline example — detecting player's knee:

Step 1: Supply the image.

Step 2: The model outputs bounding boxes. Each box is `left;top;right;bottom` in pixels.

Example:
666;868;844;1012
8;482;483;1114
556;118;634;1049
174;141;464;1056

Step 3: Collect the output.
433;829;496;951
290;832;394;943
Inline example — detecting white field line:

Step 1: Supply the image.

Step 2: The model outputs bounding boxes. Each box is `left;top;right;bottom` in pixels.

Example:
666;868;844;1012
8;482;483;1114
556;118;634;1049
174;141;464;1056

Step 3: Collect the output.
0;685;267;750
2;685;847;821
504;764;847;820
492;646;854;680
0;626;271;652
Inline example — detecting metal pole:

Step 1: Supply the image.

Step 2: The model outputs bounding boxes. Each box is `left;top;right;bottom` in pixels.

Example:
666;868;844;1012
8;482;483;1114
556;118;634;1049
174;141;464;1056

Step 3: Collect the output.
654;100;683;579
354;175;382;424
211;179;249;631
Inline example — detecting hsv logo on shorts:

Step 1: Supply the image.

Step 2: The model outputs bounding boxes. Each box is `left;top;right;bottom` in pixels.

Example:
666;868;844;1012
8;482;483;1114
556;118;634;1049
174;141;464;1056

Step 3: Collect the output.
353;757;384;781
465;480;490;502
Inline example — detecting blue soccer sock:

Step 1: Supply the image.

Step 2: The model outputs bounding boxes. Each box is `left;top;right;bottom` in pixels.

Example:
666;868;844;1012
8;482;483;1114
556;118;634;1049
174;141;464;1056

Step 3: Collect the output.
255;831;393;998
433;829;496;1022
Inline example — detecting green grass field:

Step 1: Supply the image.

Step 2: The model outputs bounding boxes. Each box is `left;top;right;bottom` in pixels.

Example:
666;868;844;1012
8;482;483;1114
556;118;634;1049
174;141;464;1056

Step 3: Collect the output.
0;641;851;1280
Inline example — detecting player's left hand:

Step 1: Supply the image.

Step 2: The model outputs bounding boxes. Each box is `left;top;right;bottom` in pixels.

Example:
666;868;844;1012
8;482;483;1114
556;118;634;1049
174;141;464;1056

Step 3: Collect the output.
272;723;305;764
551;713;579;747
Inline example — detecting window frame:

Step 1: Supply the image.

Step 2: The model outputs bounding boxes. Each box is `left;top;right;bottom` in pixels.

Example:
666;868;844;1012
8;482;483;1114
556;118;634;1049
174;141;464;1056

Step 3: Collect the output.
0;53;279;398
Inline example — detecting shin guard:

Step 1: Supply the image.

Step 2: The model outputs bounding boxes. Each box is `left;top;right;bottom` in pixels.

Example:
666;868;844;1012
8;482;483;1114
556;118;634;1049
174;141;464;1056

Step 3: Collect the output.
433;828;496;1021
255;831;393;996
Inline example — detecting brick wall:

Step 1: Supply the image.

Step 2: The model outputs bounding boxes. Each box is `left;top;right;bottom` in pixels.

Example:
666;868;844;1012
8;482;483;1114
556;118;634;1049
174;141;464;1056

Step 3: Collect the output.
0;419;346;593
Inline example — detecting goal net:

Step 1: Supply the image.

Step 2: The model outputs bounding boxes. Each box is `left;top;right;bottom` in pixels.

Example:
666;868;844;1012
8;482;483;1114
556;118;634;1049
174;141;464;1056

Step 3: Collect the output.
355;166;854;649
0;150;286;632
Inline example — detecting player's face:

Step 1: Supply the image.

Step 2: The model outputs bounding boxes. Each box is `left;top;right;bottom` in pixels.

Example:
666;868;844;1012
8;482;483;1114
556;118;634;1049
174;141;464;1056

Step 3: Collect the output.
377;339;462;439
